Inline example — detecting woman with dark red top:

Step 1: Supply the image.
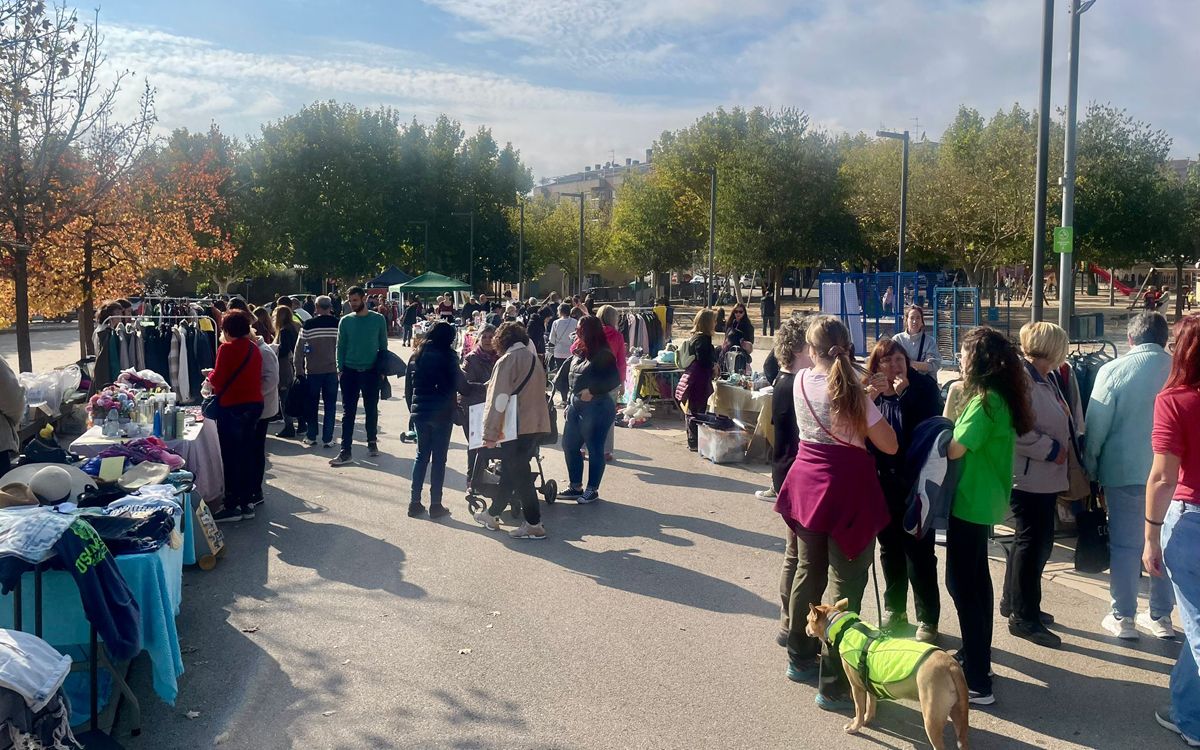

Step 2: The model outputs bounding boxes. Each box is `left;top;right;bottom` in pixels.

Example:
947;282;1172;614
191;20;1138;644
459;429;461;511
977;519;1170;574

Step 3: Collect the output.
1146;315;1200;746
205;312;264;523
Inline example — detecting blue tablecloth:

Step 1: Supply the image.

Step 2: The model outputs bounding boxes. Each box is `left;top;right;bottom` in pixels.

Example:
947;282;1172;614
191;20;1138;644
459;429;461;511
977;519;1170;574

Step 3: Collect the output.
179;491;199;566
0;543;185;716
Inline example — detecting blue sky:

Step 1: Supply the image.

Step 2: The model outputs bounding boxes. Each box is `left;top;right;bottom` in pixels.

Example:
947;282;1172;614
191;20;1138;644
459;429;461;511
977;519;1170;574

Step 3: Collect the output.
97;0;1199;178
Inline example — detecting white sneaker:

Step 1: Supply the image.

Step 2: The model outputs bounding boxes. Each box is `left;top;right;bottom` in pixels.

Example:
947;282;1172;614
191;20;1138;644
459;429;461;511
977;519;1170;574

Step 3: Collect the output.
755;489;777;500
473;510;501;531
1101;613;1139;640
508;522;546;540
1137;612;1176;640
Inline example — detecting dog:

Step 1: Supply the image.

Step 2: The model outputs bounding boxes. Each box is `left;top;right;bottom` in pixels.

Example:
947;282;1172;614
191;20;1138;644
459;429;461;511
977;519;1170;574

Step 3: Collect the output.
806;599;970;749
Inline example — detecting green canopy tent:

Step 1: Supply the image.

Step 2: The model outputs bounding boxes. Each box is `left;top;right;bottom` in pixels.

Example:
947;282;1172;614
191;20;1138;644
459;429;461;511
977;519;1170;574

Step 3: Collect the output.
393;272;471;294
390;272;473;306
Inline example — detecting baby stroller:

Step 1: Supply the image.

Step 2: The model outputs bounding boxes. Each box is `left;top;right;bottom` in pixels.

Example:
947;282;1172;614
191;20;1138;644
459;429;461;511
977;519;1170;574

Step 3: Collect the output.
464;444;558;515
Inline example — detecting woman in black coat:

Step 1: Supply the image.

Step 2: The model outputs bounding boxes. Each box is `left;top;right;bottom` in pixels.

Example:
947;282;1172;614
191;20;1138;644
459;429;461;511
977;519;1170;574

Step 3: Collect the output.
864;337;943;642
404;321;466;518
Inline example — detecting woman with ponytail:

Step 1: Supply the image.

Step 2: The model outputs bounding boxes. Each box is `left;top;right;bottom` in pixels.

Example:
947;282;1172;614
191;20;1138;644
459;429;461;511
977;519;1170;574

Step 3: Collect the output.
775;315;897;710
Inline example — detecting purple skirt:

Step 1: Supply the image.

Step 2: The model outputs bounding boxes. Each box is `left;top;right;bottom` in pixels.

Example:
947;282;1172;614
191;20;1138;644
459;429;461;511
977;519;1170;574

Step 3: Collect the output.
773;440;888;560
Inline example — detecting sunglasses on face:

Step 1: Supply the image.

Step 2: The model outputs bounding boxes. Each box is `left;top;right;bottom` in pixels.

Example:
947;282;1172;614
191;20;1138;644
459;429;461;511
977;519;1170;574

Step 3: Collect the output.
733;309;745;315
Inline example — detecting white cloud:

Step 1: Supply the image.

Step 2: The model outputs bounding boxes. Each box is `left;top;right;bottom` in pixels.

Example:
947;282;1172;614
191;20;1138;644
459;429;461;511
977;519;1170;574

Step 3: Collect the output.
736;0;1200;156
99;24;706;177
423;0;804;81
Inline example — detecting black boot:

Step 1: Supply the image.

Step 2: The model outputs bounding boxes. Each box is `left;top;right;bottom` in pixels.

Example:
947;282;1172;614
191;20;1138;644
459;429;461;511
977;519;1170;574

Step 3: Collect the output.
686;419;699;452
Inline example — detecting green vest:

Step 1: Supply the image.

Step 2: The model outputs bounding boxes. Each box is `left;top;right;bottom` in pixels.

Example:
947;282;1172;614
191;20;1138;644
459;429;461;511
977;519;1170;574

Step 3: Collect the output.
827;612;939;700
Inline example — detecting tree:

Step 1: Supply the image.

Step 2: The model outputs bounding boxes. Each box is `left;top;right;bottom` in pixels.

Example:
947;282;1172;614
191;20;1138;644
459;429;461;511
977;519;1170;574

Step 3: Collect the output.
605;172;705;294
36;130;234;356
650;107;860;301
1074;104;1175;270
518;195;606;294
0;0;154;371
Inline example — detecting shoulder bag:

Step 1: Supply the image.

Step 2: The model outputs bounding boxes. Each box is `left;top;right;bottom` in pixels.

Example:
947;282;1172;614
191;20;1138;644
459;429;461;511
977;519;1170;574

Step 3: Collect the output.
202;345;255;421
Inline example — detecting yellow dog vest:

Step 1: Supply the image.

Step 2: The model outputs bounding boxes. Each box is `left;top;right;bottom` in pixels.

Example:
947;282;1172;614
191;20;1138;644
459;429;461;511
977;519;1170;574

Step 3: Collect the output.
827;612;939;700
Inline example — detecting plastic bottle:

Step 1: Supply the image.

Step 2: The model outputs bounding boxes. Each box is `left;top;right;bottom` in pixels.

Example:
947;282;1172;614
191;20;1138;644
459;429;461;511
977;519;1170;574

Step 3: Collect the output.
175;408;187;438
152;409;162;438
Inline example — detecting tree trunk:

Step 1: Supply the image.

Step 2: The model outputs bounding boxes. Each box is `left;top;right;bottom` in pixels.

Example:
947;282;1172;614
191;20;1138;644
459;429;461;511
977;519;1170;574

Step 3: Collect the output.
13;243;32;373
79;232;95;359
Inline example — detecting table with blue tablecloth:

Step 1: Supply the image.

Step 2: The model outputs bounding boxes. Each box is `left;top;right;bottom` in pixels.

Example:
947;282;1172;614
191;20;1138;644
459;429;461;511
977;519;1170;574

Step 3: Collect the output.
70;419;225;509
0;543;185;724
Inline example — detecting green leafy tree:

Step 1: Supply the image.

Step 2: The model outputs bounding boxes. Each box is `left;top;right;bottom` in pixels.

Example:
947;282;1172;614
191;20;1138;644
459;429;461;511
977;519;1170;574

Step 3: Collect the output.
605;172;705;293
1074;104;1175;270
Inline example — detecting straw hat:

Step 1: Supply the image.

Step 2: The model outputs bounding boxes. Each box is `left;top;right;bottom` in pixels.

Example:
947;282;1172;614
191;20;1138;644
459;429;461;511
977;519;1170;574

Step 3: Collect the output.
0;483;38;509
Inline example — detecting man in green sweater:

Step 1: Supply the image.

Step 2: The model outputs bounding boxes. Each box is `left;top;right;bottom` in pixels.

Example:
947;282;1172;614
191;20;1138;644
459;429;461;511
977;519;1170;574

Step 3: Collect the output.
331;286;390;466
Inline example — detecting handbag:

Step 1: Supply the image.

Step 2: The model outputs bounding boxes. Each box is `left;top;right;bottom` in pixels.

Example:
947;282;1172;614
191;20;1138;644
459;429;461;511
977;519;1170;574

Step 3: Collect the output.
1074;489;1110;573
284;375;307;418
201;346;255;420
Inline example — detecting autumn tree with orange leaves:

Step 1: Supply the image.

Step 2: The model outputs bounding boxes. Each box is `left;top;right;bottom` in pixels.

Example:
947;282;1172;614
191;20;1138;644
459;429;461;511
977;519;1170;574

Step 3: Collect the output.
33;131;235;357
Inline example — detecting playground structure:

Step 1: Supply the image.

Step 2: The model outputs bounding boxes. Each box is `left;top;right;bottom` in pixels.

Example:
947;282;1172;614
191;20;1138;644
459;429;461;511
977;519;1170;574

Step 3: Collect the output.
817;271;946;354
819;272;1023;369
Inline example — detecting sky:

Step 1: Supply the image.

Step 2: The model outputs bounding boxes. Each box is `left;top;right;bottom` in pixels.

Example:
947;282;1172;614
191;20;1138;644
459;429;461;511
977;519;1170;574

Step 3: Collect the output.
95;0;1200;179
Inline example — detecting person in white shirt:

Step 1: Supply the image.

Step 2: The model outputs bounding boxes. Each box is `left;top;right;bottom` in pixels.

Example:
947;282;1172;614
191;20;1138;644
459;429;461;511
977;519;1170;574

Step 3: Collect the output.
290;297;312;322
893;305;940;376
546;302;578;374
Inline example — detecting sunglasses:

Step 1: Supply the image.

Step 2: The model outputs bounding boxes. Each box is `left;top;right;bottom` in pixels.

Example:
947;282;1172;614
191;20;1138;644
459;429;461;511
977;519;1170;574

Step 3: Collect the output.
733;309;745;314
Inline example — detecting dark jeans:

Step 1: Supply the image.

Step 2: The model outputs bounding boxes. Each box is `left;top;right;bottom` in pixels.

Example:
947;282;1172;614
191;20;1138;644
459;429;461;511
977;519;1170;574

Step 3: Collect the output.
411;418;453;505
305;372;338;444
216;402;264;511
402;324;414;345
947;515;993;693
1001;489;1057;622
249;418;269;501
563;395;614;490
487;435;541;525
878;489;940;625
762;317;775;336
340;368;380;452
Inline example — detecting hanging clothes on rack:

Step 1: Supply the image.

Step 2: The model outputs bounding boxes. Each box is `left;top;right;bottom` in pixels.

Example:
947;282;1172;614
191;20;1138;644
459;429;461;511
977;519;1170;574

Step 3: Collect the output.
1063;340;1116;416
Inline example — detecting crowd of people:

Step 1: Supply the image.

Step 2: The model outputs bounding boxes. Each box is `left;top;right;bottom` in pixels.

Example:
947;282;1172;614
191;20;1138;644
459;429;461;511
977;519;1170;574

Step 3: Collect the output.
746;306;1198;745
90;282;1199;744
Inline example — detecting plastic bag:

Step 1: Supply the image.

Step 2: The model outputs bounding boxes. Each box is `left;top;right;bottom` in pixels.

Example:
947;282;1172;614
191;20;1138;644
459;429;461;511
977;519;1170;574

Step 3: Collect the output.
56;364;82;396
18;372;63;416
697;423;749;464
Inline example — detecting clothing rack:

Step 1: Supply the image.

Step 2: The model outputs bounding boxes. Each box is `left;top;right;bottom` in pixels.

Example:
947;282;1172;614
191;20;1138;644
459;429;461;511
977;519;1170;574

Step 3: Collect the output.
1068;338;1117;358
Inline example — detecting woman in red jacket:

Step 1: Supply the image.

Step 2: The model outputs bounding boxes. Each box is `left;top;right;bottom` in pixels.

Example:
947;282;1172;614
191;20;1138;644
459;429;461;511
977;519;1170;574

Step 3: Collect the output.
596;305;628;462
206;312;264;523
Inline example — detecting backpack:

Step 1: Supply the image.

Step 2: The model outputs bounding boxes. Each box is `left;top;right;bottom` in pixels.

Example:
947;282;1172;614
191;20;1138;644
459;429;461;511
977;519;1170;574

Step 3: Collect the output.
676;338;696;370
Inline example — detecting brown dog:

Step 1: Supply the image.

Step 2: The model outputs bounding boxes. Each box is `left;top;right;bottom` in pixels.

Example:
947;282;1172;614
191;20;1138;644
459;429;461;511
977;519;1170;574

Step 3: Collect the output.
806;599;970;749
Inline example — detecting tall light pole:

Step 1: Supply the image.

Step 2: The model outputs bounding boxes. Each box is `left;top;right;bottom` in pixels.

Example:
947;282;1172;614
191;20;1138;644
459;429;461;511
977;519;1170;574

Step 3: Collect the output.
452;211;475;291
562;192;585;296
708;166;717;307
1031;0;1055;323
876;130;910;274
407;220;429;272
1058;0;1097;330
517;200;525;301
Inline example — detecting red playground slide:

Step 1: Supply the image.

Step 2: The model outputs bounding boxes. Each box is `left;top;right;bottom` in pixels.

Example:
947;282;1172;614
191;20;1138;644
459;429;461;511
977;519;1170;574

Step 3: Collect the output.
1090;264;1133;296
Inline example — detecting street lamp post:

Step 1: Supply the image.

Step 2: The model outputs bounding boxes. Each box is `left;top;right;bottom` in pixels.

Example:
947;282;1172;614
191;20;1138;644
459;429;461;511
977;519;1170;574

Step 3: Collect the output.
876;130;910;274
1058;0;1096;330
562;192;585;297
708;167;717;307
407;220;429;272
1031;0;1056;322
517;200;525;301
451;211;475;291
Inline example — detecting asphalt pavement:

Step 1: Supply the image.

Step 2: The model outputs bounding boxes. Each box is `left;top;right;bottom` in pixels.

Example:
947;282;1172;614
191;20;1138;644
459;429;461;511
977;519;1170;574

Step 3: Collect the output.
83;336;1177;750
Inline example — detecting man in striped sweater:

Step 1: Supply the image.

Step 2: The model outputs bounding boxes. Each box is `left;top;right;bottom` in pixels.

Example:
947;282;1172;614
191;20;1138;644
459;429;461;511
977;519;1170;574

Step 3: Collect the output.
294;295;340;448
